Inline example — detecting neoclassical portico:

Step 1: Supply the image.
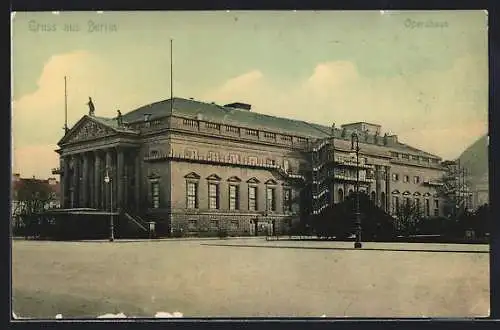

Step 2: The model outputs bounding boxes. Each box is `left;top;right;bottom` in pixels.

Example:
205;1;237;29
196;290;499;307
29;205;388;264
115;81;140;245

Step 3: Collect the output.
57;115;141;212
60;146;141;212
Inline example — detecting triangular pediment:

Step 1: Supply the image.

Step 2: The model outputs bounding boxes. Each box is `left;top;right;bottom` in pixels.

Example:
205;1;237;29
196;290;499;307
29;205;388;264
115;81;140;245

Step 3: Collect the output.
423;192;432;197
184;172;201;180
265;178;278;185
391;189;400;195
413;192;421;196
58;115;116;145
227;176;242;183
247;177;260;184
206;174;221;181
402;191;411;196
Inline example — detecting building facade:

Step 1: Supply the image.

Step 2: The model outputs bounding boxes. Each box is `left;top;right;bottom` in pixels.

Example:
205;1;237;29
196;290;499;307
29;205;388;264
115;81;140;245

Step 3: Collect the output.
11;173;61;221
53;97;446;236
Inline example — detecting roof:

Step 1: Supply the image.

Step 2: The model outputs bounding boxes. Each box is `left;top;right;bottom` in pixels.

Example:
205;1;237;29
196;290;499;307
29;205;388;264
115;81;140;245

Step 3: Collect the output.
92;116;137;133
12;177;61;199
84;97;441;159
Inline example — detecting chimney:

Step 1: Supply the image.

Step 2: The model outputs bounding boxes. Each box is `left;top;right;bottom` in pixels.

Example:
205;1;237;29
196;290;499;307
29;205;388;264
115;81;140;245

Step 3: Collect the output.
224;102;252;111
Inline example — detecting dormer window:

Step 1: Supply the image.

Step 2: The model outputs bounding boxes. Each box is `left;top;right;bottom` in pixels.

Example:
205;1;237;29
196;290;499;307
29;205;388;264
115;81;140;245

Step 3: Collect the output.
144;113;151;121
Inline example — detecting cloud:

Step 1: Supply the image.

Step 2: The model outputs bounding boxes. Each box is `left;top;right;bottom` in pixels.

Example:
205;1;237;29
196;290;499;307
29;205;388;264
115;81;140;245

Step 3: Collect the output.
13;51;487;178
202;55;488;160
12;51;144;178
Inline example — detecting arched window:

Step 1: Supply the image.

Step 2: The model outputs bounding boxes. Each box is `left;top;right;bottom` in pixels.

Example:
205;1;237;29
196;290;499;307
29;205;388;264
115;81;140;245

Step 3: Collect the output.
348;189;354;197
380;192;386;211
338;188;344;203
370;191;376;202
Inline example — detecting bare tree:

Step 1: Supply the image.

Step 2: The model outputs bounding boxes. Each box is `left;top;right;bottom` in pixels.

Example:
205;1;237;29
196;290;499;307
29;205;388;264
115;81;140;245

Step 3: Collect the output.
12;179;57;236
395;201;422;237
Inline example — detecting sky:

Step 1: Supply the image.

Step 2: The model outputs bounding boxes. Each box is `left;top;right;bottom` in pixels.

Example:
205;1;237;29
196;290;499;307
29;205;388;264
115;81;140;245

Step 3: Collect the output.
11;10;488;179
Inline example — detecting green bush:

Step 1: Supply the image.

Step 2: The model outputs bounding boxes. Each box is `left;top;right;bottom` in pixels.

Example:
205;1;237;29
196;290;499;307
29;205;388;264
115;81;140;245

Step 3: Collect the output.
217;229;228;239
171;229;184;238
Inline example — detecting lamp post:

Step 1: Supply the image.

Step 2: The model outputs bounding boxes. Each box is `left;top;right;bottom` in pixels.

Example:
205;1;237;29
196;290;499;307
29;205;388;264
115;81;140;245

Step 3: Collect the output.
104;168;114;242
351;132;362;249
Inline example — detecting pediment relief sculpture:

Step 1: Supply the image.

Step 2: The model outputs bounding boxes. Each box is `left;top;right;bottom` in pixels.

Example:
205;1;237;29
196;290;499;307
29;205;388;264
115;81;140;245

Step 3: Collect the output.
67;119;114;143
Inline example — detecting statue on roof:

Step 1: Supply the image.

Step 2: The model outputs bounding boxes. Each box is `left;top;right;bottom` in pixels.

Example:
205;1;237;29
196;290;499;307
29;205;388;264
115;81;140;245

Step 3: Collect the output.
116;110;123;126
87;97;95;116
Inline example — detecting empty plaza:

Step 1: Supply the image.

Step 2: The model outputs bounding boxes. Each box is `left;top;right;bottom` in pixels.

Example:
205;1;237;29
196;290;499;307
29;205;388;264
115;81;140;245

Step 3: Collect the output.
12;238;489;318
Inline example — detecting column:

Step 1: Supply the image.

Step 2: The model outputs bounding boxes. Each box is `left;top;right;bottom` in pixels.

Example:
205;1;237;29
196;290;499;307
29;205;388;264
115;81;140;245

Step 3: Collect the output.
82;153;89;207
375;165;381;207
88;155;94;208
60;156;67;208
94;151;101;209
135;153;141;210
123;152;129;209
117;148;124;211
105;149;112;211
72;155;80;208
385;166;391;213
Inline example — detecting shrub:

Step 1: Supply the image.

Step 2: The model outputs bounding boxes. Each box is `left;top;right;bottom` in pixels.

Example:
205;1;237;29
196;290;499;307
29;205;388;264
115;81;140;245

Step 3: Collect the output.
171;229;184;238
217;229;228;239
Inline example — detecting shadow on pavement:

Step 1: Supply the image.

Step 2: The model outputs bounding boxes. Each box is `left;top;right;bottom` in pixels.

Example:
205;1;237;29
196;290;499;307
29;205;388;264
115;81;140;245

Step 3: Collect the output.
201;243;489;254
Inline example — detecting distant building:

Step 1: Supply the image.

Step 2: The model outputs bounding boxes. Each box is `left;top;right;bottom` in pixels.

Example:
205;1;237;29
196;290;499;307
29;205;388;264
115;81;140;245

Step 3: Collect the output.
52;97;446;237
11;173;61;218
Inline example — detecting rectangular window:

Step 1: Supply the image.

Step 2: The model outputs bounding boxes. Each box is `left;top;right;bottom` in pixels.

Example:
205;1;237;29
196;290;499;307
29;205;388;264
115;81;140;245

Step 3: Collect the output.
413;176;420;184
392;173;399;181
266;187;276;211
248;186;258;211
229;153;239;163
230;220;239;230
403;175;409;183
229;184;240;210
392;196;400;214
184;149;198;159
151;181;160;209
425;199;430;217
208;183;220;209
208;151;219;161
414;198;420;211
266;158;276;166
188;219;197;230
283;188;292;212
401;154;410;160
434;199;439;216
405;197;411;206
210;220;219;228
283;159;290;172
186;182;198;209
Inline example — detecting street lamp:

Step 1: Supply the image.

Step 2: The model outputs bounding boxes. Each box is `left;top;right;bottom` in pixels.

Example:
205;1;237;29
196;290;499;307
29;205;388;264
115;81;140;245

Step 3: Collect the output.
351;132;362;249
104;168;114;242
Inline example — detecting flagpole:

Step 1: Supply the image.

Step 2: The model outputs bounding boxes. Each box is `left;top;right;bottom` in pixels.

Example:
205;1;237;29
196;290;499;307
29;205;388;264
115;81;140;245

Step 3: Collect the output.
170;38;174;112
64;76;68;134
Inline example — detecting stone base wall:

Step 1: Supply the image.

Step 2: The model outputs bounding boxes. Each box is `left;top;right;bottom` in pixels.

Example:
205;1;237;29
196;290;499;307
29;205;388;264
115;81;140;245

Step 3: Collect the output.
169;211;299;237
